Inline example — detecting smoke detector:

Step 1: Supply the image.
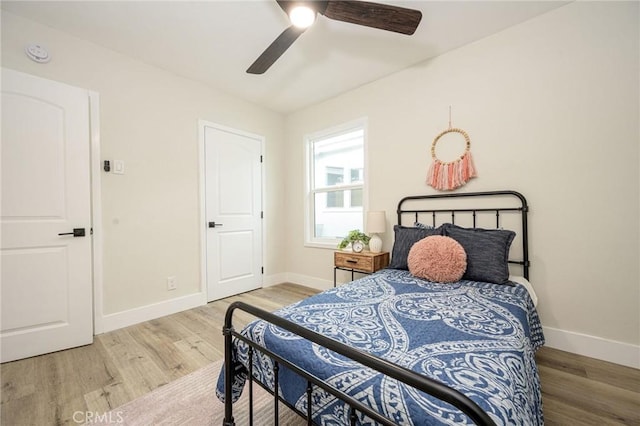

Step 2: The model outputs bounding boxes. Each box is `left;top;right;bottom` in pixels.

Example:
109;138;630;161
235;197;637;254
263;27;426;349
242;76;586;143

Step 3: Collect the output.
25;44;51;63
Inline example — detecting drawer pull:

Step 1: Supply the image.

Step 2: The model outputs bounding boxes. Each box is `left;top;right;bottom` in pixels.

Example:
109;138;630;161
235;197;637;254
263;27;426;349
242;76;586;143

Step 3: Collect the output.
346;259;358;264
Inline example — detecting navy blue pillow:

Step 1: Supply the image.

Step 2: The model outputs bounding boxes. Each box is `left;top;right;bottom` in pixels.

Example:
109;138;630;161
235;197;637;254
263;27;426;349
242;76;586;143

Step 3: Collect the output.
443;224;515;284
389;225;443;270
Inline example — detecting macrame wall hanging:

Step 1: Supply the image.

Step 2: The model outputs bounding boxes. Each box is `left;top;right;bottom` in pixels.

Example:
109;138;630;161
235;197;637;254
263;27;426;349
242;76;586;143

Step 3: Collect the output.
426;108;477;190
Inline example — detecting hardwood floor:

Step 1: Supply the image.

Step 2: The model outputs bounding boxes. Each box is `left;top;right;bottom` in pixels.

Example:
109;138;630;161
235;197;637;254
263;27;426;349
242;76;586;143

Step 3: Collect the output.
1;283;638;425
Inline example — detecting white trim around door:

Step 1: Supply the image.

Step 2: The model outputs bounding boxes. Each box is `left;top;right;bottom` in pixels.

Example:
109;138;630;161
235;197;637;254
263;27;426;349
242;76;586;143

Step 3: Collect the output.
89;92;105;335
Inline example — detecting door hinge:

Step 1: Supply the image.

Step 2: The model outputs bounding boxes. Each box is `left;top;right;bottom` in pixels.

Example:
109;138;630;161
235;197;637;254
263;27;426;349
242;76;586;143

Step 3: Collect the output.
261;211;263;219
261;267;264;274
260;155;263;163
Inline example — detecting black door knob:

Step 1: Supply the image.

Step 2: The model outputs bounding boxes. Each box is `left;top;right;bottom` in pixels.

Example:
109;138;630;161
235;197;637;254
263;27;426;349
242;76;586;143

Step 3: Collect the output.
58;228;86;237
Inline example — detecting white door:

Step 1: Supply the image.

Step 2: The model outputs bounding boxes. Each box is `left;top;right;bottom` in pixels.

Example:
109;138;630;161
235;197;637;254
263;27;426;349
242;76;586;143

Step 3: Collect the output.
203;123;263;302
1;69;93;362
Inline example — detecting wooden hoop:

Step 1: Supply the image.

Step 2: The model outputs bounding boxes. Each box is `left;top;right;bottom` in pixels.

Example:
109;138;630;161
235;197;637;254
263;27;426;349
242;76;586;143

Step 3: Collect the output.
430;128;471;165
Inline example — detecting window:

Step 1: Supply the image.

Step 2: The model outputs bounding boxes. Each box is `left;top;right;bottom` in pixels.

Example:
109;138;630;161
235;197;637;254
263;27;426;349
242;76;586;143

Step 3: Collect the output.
326;167;344;208
305;120;366;247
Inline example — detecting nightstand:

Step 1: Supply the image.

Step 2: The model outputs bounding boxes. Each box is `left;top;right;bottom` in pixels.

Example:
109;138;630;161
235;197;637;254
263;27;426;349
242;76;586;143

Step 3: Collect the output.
333;251;390;287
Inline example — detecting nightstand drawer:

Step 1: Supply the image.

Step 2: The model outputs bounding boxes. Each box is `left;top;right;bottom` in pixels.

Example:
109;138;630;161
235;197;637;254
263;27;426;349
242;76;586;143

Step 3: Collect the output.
335;252;374;272
333;251;389;287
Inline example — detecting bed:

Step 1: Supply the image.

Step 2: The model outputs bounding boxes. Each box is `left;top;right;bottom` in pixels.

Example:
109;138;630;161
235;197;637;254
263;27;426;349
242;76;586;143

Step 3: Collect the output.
216;190;545;425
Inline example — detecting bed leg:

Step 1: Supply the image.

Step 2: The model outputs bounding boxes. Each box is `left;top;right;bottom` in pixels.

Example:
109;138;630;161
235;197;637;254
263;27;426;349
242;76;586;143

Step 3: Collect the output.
273;362;279;425
223;325;235;426
349;406;357;426
248;347;254;426
306;382;313;425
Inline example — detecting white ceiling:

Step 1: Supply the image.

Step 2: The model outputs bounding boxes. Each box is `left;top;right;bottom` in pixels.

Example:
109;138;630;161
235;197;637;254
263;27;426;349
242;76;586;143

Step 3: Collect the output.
2;1;569;113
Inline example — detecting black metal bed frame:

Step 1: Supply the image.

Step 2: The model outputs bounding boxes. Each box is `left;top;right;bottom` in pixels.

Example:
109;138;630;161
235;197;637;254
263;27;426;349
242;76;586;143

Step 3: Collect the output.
223;190;530;426
397;190;529;279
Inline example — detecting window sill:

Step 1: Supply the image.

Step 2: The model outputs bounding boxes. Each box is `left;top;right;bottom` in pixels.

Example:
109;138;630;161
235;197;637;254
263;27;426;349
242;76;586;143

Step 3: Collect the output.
304;241;341;250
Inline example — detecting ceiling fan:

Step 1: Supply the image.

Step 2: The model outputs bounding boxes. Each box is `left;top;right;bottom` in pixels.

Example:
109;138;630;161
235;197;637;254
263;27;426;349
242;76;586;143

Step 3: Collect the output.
247;0;422;74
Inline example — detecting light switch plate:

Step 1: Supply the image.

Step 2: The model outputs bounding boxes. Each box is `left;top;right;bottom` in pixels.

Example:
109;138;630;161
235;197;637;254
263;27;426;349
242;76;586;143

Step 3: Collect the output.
113;160;125;174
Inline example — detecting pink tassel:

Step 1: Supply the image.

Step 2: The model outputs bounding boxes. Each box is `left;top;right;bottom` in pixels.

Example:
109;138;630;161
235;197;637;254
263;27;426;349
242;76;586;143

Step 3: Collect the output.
426;160;435;186
454;160;462;188
462;153;469;181
447;163;456;189
426;151;477;191
466;151;477;178
433;161;441;188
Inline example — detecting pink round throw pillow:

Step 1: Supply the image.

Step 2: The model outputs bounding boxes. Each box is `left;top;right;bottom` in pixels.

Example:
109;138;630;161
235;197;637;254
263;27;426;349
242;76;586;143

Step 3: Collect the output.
407;235;467;283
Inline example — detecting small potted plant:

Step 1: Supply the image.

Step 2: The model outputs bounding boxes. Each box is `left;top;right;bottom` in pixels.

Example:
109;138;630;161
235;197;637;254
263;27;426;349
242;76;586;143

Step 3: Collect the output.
337;229;371;251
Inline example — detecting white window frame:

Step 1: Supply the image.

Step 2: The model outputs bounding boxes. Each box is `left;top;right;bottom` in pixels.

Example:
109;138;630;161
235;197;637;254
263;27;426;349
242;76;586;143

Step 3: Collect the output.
304;118;368;249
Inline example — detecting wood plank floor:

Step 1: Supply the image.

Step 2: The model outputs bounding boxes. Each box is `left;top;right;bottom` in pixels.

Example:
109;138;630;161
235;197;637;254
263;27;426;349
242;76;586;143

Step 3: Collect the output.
1;283;639;425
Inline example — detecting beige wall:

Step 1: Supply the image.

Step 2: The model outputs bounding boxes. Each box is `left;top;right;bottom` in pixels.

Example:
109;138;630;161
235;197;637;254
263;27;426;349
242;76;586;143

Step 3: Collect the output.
2;11;287;316
284;1;640;350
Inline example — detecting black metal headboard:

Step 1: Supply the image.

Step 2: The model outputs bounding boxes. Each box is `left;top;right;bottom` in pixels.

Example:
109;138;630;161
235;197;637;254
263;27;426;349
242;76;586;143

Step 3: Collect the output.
397;190;530;280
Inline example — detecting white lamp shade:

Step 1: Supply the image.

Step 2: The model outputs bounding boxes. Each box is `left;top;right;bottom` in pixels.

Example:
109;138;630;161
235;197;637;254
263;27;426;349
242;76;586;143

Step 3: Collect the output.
367;211;386;234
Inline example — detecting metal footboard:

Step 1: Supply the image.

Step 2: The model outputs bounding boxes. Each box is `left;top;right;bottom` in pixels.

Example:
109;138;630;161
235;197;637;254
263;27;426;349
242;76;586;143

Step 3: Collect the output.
222;301;497;426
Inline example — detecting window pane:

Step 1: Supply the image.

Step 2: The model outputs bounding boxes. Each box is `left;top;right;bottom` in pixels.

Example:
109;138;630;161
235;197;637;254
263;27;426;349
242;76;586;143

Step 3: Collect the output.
314;192;362;238
327;190;344;208
312;130;363;190
326;167;344;187
350;168;363;183
350;189;362;207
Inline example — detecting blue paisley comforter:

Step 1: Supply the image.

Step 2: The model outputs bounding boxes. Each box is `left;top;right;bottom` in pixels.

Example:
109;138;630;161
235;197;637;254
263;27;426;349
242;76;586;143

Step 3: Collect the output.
216;269;545;425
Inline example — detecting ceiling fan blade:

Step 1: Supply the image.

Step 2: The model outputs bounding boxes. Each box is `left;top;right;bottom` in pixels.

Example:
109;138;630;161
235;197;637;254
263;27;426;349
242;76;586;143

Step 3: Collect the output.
275;0;293;14
323;0;422;35
247;26;306;74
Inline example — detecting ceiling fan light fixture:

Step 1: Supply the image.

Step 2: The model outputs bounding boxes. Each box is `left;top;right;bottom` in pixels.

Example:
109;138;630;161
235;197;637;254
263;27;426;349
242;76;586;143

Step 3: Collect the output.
248;0;423;74
289;5;315;28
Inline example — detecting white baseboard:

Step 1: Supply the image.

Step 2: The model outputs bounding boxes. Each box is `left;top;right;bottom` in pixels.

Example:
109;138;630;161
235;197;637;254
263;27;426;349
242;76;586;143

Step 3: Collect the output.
284;272;333;291
263;272;333;290
263;273;289;287
100;292;206;334
543;326;639;369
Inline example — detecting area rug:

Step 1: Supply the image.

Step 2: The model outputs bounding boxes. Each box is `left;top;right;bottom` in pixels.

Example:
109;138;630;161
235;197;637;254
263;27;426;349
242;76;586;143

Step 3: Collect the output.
93;360;305;425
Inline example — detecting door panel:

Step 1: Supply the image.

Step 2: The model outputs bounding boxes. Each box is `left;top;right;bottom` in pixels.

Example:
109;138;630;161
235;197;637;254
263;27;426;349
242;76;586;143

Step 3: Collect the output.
1;68;93;362
218;231;255;280
219;143;254;214
2;93;66;218
2;247;69;330
204;124;262;302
